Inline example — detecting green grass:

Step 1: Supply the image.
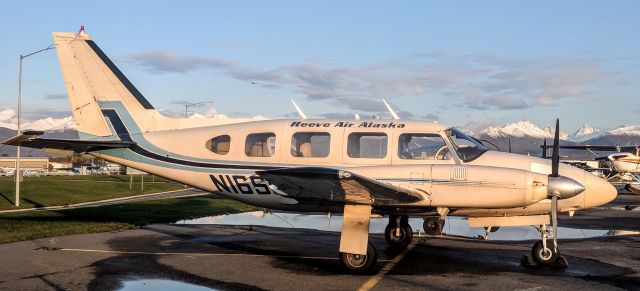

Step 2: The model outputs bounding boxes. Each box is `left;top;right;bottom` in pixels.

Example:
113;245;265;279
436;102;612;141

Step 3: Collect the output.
0;195;257;244
0;175;184;210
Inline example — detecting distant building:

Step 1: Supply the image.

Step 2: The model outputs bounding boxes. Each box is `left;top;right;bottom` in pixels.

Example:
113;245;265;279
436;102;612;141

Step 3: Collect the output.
0;157;49;170
126;167;147;175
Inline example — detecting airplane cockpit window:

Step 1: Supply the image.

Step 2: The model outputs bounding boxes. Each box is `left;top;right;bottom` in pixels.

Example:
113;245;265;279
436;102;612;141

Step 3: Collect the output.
291;132;330;158
245;133;276;157
398;133;451;160
445;128;488;162
348;133;388;159
206;135;231;155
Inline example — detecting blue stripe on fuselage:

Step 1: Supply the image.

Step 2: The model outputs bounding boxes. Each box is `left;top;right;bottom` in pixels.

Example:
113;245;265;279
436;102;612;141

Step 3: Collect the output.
99;108;284;170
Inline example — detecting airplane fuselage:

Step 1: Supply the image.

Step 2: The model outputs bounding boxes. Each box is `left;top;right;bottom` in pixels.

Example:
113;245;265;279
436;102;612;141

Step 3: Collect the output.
88;103;613;217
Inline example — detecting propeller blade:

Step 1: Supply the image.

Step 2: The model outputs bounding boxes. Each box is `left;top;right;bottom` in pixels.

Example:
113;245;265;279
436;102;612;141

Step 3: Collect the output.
508;138;512;153
542;139;547;158
551;119;560;177
551;195;558;252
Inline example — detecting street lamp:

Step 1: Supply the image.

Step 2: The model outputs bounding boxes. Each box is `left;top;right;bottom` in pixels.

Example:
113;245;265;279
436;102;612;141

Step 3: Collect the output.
184;100;214;118
15;44;55;207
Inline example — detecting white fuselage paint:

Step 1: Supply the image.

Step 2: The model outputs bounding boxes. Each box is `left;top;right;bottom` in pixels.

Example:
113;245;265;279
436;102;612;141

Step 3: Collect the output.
90;118;615;217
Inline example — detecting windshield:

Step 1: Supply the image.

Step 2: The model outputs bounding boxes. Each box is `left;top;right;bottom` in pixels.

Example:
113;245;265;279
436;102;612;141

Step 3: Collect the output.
445;128;488;162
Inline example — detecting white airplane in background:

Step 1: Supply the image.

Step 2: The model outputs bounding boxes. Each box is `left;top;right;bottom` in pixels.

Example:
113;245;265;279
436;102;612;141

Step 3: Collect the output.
3;28;617;273
542;142;640;194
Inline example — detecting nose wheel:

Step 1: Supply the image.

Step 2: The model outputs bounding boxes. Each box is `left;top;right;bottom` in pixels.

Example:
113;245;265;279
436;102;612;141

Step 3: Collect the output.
532;240;559;265
384;215;413;249
522;224;567;268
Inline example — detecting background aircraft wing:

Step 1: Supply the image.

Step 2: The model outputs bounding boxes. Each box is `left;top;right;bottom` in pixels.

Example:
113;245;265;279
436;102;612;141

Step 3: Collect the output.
2;131;135;153
540;144;638;152
258;167;424;205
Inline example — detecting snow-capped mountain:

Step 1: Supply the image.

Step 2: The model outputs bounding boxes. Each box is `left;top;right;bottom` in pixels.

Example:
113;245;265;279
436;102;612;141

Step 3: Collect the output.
0;115;78;157
23;116;76;132
606;125;640;137
470;120;640;157
189;113;229;119
568;124;600;142
0;116;76;132
479;120;568;139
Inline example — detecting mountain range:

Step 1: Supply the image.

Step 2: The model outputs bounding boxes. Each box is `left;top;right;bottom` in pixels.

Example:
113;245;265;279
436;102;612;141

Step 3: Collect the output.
470;120;640;157
0;116;638;159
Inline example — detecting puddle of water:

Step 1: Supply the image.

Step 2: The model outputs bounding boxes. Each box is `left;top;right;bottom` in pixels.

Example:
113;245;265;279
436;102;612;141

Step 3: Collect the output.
176;211;640;241
119;279;216;291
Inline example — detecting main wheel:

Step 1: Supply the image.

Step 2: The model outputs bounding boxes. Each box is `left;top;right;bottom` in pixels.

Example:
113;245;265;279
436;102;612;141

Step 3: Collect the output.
484;226;500;233
339;241;377;274
423;217;444;235
384;223;413;249
531;240;559;265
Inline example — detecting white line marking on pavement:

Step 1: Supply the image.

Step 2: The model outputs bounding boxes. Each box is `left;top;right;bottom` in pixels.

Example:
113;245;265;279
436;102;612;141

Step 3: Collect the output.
358;240;417;291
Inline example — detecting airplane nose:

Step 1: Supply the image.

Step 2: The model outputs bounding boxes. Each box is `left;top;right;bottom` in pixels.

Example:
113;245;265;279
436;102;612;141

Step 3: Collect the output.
583;173;617;208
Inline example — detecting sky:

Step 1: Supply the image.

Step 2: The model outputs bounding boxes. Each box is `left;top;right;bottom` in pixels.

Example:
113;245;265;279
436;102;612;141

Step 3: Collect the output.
0;1;638;133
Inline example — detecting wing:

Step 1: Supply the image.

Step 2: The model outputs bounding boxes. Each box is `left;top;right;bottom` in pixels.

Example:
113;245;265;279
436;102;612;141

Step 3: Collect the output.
540;144;638;152
2;131;135;153
258;167;425;206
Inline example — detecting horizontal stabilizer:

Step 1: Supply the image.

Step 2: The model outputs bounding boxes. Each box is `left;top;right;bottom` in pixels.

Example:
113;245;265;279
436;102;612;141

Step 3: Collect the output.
258;167;424;205
2;132;135;153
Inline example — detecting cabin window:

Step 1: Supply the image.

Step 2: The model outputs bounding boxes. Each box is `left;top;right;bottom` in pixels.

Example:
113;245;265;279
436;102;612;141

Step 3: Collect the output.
347;133;388;159
398;133;450;160
291;132;330;158
245;133;276;157
206;135;231;155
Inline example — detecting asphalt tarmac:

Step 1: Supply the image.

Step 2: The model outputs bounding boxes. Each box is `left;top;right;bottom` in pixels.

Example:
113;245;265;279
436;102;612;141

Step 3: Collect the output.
1;193;639;290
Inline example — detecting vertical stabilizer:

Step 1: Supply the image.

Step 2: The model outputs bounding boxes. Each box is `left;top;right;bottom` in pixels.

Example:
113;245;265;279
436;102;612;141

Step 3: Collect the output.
53;29;156;137
53;29;269;135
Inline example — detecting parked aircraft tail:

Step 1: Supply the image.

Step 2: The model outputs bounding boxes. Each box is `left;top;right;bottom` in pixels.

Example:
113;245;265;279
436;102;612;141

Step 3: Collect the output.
52;28;259;138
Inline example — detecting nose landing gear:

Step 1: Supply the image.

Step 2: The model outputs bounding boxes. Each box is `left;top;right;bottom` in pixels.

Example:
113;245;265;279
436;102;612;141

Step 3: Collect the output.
523;224;568;268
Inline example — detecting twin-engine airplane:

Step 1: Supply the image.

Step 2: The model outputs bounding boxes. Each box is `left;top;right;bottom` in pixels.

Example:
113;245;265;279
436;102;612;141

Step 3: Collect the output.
542;142;640;194
3;28;617;273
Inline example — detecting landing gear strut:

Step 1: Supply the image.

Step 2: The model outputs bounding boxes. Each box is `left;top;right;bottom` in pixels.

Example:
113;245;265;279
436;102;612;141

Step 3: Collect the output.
423;217;445;235
384;215;413;249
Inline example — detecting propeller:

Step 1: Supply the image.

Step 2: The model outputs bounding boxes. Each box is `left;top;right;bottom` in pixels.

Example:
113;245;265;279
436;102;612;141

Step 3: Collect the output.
541;139;547;159
546;119;585;252
550;120;560;251
508;138;512;153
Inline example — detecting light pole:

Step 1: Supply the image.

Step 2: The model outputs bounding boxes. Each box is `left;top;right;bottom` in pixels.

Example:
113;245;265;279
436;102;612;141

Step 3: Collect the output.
184;100;214;118
15;44;54;207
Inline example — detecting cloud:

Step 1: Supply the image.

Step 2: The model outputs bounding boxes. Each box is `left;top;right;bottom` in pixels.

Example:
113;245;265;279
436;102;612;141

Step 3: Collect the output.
127;50;621;112
421;113;439;120
21;108;71;121
128;50;234;74
319;112;361;119
0;108;16;122
330;98;385;112
44;93;67;100
397;111;415;119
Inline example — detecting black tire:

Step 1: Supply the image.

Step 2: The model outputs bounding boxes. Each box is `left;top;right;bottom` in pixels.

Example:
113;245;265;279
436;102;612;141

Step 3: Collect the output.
423;218;444;235
339;242;378;274
384;223;413;248
484;226;500;233
531;240;559;266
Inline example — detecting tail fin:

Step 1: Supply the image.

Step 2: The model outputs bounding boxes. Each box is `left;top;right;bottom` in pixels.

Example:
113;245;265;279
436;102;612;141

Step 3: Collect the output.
54;29;267;137
53;29;157;137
